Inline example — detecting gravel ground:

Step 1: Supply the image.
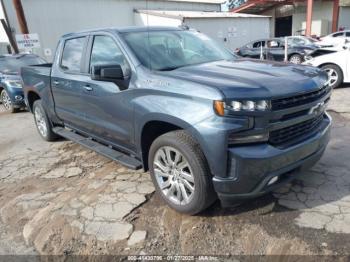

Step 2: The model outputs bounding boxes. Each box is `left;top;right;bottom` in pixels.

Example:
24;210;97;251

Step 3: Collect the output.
0;87;349;257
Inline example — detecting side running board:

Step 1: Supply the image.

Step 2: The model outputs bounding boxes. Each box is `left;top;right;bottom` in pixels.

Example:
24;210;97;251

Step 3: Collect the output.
53;127;142;170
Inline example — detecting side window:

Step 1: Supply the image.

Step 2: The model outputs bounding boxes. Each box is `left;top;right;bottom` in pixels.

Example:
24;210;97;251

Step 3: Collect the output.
332;32;344;38
253;41;264;48
346;32;350;37
61;37;86;72
90;35;130;75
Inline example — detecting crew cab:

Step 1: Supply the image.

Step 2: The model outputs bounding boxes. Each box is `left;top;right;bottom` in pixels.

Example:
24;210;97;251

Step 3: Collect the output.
21;27;332;214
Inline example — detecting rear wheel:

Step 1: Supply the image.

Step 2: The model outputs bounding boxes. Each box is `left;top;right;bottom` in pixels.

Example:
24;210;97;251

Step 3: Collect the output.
289;54;303;64
33;100;58;141
1;89;18;113
321;64;343;89
148;130;216;215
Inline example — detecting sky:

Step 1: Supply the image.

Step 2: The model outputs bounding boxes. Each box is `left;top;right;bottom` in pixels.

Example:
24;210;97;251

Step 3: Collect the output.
0;4;9;42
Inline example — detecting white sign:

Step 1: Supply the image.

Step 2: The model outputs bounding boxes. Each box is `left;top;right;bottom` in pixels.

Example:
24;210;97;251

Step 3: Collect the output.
15;33;41;49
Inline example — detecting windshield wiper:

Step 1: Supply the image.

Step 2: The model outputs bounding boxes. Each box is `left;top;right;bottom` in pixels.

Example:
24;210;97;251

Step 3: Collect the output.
158;66;183;71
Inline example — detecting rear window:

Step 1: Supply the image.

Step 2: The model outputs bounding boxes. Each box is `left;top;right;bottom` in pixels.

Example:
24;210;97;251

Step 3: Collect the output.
61;37;86;72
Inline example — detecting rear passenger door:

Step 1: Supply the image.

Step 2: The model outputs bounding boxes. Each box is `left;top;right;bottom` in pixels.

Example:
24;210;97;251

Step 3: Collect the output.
51;36;90;132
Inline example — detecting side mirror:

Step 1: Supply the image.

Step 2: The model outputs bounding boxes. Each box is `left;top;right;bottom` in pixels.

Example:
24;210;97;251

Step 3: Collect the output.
91;64;124;82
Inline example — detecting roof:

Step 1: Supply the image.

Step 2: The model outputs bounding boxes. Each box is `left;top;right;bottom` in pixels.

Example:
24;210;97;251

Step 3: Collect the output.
163;0;225;3
62;26;183;37
136;10;271;18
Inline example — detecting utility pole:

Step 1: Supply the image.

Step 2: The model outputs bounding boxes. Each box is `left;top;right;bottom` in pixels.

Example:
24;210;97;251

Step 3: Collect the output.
13;0;29;34
1;19;19;53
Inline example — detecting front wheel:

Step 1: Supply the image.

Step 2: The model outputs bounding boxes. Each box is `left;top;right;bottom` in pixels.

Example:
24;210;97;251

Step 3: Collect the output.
1;89;18;113
321;64;343;89
33;100;58;141
148;130;216;215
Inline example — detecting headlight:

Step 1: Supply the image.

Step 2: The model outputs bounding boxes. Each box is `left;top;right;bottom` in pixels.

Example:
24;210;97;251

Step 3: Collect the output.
3;80;22;88
214;100;270;116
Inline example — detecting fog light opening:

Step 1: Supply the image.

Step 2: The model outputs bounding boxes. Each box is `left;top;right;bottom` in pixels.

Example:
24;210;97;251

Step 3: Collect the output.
267;176;279;186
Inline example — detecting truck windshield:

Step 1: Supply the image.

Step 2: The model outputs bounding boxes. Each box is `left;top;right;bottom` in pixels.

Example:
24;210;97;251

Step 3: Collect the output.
0;55;46;74
121;30;235;71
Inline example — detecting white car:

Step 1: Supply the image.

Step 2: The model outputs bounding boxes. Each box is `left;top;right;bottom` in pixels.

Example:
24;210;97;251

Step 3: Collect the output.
303;44;350;88
318;30;350;48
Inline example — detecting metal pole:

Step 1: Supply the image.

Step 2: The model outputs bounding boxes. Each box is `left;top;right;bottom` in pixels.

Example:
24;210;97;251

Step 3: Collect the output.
12;0;29;34
305;0;313;36
1;19;19;53
284;37;288;62
332;0;340;33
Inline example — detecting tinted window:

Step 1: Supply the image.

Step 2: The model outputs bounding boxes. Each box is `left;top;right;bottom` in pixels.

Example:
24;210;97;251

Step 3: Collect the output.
253;41;265;48
332;32;344;37
61;37;86;72
90;35;130;74
346;32;350;37
0;55;46;73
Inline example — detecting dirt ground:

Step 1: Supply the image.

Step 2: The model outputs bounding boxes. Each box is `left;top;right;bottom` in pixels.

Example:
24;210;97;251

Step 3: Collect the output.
0;87;350;258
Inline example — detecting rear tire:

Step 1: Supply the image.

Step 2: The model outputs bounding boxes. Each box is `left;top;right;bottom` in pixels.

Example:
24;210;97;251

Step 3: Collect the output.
148;130;216;215
33;100;58;141
289;54;303;64
1;89;18;113
321;64;343;89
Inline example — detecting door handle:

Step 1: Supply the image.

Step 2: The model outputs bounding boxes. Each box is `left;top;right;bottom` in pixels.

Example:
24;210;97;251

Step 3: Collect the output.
53;80;60;86
84;85;93;91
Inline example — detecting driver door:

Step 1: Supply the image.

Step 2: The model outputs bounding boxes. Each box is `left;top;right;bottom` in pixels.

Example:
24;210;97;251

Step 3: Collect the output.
78;34;135;152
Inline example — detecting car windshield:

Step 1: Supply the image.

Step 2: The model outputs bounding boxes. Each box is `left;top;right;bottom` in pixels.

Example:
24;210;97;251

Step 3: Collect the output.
0;54;46;74
121;30;236;71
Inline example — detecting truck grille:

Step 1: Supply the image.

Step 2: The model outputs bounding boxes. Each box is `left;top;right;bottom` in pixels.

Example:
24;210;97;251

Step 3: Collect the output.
271;85;330;111
269;114;324;146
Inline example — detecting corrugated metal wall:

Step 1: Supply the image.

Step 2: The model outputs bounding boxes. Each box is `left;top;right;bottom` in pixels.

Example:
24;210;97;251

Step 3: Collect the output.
3;0;220;60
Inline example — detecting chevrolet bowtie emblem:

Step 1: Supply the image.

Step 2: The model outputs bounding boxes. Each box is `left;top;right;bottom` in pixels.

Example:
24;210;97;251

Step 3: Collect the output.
309;102;326;116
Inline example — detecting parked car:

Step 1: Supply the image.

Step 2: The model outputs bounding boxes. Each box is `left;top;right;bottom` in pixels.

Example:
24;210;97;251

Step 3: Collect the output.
317;30;350;48
22;27;331;214
303;44;350;88
287;36;320;48
235;38;317;64
0;54;46;113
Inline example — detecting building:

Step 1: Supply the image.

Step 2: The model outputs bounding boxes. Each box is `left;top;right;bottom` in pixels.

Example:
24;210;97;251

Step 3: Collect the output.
2;0;224;59
231;0;350;37
135;10;271;49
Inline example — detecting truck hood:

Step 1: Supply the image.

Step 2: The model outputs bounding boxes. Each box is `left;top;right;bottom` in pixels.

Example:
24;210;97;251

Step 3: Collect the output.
160;59;328;99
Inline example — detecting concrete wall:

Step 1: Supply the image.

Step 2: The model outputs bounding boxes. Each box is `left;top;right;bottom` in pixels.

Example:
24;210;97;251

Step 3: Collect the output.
292;1;333;36
339;6;350;30
3;0;220;60
184;17;270;50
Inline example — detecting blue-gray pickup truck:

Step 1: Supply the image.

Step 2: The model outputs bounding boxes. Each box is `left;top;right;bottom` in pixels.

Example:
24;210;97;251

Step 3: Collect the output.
21;26;332;214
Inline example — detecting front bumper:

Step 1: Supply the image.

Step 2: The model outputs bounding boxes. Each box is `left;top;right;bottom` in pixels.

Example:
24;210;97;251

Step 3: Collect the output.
213;113;331;207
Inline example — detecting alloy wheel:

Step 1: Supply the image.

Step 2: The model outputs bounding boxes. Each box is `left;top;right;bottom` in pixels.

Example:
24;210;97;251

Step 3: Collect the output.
325;68;338;87
290;56;302;64
1;91;12;111
34;106;48;137
153;146;195;205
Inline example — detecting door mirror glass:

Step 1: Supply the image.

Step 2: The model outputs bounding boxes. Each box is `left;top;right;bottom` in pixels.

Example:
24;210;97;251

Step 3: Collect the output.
91;64;124;81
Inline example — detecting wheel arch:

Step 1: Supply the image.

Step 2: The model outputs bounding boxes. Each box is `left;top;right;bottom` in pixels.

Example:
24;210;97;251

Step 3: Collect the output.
27;91;41;112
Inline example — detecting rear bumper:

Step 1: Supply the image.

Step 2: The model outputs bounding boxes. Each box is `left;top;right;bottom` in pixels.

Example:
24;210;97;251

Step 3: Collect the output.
213;113;331;206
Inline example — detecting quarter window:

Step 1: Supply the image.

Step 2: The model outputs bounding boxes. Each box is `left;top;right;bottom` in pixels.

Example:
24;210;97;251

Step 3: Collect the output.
61;37;86;72
90;35;130;75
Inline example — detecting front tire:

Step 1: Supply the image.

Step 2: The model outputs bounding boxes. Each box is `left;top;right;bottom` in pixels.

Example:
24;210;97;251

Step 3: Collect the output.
148;130;216;215
1;89;18;113
321;64;343;89
33;100;58;141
